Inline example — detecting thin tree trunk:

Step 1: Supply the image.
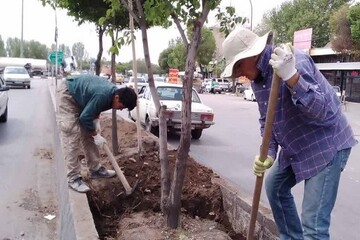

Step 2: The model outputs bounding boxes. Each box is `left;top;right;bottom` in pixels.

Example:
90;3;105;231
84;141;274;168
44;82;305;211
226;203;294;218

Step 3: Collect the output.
134;0;168;211
159;105;170;212
95;26;105;76
167;22;203;229
110;33;119;155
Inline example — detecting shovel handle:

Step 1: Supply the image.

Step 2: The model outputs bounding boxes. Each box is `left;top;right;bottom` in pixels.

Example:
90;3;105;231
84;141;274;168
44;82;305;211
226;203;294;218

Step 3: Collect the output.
247;73;281;240
103;143;133;194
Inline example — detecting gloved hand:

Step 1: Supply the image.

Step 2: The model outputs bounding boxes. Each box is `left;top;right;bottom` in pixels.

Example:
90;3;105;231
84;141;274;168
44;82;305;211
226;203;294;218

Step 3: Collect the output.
93;119;101;133
253;155;274;177
269;43;297;81
93;133;106;147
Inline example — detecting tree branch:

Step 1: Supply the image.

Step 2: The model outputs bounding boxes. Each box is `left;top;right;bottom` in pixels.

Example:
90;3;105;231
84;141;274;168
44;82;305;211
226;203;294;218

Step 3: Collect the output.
119;0;140;24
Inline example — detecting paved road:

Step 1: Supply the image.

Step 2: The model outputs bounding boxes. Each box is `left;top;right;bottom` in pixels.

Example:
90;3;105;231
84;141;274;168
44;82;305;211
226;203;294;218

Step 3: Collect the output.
0;78;58;239
165;93;360;240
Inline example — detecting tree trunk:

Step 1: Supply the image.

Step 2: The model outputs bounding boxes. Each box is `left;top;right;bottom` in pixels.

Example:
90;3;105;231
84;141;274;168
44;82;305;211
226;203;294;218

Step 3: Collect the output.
166;22;203;229
95;26;105;76
134;0;167;213
159;105;170;212
110;33;119;155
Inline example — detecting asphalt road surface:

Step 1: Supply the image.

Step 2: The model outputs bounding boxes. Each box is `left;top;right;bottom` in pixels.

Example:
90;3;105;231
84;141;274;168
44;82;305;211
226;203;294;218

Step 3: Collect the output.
0;78;58;239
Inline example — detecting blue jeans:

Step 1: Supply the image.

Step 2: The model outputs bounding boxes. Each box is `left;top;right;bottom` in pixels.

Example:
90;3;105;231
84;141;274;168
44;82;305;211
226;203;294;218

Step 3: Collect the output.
265;148;351;240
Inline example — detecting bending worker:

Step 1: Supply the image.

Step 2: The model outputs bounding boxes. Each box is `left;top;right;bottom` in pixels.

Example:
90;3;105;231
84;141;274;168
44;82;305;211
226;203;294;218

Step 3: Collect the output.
57;74;137;193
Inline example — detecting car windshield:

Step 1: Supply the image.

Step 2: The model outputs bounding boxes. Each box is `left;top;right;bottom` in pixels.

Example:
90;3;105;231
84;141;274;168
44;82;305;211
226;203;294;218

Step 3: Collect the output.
5;67;28;74
157;86;201;103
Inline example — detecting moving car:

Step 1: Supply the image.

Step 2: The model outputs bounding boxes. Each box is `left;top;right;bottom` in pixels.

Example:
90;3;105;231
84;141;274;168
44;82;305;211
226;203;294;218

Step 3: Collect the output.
3;66;31;89
0;76;9;122
243;87;256;101
129;83;215;139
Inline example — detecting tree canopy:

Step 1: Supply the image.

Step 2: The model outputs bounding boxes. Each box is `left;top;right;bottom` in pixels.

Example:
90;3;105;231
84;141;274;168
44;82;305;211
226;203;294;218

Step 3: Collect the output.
256;0;350;47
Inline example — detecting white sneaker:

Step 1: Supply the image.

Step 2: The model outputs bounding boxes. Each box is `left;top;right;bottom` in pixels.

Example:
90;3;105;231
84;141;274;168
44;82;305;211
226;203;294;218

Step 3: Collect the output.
68;177;90;193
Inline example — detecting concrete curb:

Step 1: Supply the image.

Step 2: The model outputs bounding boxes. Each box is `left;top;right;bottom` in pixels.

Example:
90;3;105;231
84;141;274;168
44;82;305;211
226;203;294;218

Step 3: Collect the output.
213;178;279;240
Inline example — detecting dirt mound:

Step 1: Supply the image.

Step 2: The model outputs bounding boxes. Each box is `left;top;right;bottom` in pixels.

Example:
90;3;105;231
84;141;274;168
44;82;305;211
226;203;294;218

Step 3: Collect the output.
85;114;244;240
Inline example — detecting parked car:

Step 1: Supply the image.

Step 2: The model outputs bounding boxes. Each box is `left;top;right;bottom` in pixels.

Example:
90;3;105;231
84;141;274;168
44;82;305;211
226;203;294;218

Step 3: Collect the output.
126;76;147;92
236;83;246;93
244;87;256;101
129;83;215;139
3;66;31;89
0;76;9;122
214;78;231;92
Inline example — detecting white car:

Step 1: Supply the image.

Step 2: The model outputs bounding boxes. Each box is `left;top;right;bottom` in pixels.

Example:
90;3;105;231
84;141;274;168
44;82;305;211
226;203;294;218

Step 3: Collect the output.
3;66;31;89
129;83;215;139
126;76;147;92
243;87;256;101
0;76;10;122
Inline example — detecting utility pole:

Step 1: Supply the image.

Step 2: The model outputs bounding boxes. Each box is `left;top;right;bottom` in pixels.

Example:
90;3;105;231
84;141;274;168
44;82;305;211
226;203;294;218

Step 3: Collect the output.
55;2;58;88
20;0;24;57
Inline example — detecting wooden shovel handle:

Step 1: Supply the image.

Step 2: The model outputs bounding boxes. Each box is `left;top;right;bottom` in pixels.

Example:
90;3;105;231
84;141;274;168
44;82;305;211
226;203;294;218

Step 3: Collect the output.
103;143;132;194
247;74;281;240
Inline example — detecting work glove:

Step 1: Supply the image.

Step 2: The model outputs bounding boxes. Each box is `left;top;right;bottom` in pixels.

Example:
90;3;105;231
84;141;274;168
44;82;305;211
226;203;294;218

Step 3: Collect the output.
93;133;106;147
269;43;297;81
93;119;101;133
253;155;274;177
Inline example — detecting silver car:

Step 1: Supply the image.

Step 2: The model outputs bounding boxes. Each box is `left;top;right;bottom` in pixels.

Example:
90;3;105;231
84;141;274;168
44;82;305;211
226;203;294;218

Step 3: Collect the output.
0;76;9;122
3;66;31;89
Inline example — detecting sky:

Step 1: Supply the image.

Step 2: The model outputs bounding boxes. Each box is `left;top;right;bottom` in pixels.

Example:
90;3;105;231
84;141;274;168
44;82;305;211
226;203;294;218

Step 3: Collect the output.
0;0;289;63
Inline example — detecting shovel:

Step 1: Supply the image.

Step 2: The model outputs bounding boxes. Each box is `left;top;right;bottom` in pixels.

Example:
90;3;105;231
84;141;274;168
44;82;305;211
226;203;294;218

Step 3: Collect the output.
247;73;281;240
103;143;138;196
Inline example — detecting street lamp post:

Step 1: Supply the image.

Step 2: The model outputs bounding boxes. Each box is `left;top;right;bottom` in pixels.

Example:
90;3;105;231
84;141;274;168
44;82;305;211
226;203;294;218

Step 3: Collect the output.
20;0;24;57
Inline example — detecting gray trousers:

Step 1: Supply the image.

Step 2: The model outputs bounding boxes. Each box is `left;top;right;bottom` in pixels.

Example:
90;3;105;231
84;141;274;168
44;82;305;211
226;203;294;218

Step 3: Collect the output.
56;80;101;181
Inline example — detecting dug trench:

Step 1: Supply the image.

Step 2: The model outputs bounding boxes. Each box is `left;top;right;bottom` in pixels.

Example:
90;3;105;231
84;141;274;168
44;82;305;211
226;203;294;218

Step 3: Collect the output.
84;114;246;240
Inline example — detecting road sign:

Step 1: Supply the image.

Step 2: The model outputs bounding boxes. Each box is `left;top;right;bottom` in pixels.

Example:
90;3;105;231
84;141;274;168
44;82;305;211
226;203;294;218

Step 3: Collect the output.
48;51;64;64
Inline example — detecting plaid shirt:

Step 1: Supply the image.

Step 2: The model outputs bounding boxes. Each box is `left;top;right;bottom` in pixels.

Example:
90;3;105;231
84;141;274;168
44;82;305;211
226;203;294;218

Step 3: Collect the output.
252;45;357;183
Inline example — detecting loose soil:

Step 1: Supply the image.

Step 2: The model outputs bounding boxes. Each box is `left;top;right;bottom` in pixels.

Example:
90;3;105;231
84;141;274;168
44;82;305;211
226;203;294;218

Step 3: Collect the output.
85;114;245;240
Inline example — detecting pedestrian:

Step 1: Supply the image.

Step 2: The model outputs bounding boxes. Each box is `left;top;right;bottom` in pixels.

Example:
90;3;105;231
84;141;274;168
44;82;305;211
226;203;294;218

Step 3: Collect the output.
210;79;216;94
221;27;357;239
56;74;137;193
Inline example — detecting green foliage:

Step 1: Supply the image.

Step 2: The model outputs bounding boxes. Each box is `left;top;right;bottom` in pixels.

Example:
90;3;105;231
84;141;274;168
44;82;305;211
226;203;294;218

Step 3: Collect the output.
72;42;85;61
259;0;350;47
196;28;216;66
0;36;6;57
349;3;360;48
329;4;351;52
215;6;247;37
5;37;48;59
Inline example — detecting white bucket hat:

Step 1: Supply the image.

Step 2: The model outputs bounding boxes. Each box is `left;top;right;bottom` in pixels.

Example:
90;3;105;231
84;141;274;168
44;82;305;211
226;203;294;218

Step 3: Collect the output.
221;27;270;78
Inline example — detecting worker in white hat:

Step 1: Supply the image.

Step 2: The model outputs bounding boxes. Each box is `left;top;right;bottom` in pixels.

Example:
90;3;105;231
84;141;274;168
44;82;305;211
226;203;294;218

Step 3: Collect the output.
222;27;357;239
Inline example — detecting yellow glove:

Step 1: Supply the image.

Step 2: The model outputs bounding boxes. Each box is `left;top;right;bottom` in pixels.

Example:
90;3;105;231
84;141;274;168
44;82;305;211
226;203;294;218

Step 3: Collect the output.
253;155;274;177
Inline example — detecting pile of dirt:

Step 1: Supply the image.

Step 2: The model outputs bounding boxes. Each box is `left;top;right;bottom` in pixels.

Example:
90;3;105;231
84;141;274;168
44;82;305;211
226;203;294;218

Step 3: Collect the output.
85;114;245;240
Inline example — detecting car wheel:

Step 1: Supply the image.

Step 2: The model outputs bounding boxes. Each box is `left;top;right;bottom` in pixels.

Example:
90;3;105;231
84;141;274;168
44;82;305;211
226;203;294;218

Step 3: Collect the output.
191;129;202;140
0;105;8;123
145;116;159;136
251;94;255;101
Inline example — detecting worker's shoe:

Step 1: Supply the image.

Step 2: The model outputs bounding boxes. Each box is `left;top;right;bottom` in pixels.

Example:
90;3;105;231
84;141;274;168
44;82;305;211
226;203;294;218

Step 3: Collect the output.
90;166;116;179
68;177;90;193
